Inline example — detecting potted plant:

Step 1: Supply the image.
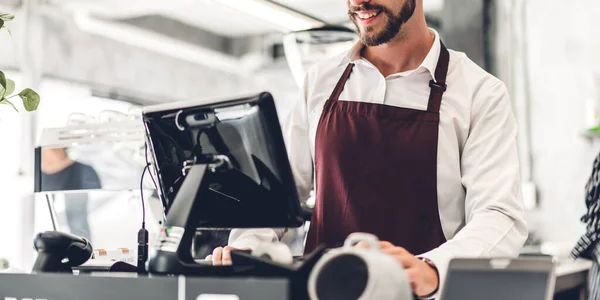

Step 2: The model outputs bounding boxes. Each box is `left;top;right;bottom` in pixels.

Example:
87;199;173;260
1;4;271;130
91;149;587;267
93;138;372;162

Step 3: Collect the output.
0;12;40;112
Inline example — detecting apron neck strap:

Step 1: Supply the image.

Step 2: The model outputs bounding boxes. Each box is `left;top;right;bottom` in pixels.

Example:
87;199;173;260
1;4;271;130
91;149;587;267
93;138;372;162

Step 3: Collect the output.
329;63;354;101
328;41;450;108
426;41;450;113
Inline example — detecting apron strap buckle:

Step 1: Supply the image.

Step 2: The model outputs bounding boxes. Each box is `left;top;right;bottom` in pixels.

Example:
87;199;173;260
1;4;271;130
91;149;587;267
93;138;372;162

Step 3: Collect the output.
429;80;447;92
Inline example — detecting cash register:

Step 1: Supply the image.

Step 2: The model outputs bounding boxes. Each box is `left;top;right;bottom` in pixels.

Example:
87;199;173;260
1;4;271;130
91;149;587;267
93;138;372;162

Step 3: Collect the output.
142;92;324;294
2;92;316;300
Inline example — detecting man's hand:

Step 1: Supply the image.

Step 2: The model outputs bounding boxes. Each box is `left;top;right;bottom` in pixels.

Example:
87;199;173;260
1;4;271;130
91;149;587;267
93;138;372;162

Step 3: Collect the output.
205;246;250;262
356;241;439;297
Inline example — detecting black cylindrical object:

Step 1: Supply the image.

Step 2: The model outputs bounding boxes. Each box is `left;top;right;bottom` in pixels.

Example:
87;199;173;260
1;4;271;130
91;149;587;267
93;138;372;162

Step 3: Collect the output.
32;231;93;273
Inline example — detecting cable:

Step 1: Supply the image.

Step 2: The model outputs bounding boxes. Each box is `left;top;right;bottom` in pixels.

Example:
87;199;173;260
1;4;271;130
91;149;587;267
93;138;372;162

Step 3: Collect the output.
144;143;162;208
138;144;153;274
140;164;149;227
137;164;150;274
45;194;58;231
144;143;158;189
138;142;163;274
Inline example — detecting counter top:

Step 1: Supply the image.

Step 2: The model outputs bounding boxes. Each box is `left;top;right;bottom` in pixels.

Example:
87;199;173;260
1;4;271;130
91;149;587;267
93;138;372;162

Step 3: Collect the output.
0;272;290;300
556;259;593;277
554;259;592;294
0;259;594;300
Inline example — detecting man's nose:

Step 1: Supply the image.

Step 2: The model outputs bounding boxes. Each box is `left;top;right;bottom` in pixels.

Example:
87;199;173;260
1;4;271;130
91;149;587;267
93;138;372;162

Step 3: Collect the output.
349;0;371;7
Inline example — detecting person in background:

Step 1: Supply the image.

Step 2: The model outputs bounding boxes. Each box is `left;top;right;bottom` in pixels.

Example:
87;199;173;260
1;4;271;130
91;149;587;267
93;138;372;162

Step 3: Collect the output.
572;153;600;299
41;148;101;241
209;0;527;297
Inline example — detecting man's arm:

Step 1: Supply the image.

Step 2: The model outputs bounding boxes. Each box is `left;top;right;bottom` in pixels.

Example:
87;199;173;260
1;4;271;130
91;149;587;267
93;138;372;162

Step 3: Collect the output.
227;73;315;250
418;81;528;297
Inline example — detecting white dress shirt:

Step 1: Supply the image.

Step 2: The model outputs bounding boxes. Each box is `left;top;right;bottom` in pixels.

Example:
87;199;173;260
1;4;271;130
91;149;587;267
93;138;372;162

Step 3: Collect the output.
229;30;527;295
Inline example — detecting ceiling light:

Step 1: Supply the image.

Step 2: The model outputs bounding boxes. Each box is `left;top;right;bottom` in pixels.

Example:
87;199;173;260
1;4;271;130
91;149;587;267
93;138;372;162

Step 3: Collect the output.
213;0;326;32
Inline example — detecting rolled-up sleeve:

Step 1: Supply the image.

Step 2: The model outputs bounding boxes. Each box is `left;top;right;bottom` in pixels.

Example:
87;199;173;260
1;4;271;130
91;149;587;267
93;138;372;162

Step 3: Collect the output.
419;81;528;298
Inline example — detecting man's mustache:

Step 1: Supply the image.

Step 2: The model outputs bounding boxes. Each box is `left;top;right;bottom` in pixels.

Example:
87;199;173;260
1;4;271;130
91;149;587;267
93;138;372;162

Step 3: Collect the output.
348;2;386;14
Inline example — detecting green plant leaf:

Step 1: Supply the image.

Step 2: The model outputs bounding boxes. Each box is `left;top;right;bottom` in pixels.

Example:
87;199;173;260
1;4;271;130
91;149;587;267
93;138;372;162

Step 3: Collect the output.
18;88;40;111
5;79;14;96
0;19;4;29
0;79;14;97
0;13;15;21
0;98;18;112
0;71;6;91
1;25;12;37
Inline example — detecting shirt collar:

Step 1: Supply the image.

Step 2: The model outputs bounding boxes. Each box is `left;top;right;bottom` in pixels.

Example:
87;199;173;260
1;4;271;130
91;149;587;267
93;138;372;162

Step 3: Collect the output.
338;28;442;80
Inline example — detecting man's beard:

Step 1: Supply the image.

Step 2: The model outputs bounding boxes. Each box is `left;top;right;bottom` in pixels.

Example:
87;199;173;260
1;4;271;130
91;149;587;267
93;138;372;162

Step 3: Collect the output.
348;0;416;46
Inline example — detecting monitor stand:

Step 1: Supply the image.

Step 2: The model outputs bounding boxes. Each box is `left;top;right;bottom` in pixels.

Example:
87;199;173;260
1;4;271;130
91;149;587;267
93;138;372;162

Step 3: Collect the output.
147;163;231;275
147;163;325;294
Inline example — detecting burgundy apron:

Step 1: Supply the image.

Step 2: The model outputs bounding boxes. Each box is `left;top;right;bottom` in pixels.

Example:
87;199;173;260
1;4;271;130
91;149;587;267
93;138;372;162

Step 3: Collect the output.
305;43;450;256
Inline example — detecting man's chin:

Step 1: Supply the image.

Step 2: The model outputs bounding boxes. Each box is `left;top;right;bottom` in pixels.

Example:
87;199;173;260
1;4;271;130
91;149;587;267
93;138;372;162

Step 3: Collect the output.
359;33;383;46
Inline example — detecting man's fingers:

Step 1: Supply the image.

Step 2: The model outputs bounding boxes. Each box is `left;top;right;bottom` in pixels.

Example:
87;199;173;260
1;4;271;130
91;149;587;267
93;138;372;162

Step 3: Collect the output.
212;247;223;261
381;245;409;255
223;246;234;261
354;241;371;249
405;267;419;282
403;262;439;297
388;245;411;255
405;266;437;297
206;246;252;262
394;255;417;268
382;250;417;268
222;246;248;261
354;241;396;250
405;268;419;290
378;241;395;249
381;246;411;257
405;267;420;291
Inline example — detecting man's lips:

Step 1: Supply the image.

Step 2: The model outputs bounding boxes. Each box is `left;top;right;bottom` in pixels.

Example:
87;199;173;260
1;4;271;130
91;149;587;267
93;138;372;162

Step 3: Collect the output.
354;10;381;24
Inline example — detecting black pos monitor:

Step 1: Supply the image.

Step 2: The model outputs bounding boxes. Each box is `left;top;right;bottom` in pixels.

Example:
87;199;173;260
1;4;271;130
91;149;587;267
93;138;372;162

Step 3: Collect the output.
143;92;311;276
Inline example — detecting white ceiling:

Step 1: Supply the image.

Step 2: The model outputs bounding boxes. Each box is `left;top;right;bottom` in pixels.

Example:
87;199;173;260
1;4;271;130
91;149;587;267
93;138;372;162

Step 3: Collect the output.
162;0;347;36
273;0;349;23
58;0;444;37
163;1;284;37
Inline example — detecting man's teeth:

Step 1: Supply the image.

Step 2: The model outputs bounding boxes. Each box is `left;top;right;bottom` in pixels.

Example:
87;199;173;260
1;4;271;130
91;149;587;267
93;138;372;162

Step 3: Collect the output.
357;11;379;19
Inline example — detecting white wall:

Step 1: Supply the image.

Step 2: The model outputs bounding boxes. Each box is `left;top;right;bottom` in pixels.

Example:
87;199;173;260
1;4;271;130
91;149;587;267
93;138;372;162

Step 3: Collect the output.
0;94;26;270
0;71;35;271
523;0;600;249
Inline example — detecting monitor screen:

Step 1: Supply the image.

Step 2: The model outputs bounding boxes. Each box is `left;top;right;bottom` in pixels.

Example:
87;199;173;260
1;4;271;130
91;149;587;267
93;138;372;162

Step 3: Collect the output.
440;258;554;300
142;92;303;228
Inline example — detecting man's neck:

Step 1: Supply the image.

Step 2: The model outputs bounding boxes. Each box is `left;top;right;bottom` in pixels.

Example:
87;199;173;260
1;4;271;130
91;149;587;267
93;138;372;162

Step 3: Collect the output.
42;159;75;175
362;23;434;78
